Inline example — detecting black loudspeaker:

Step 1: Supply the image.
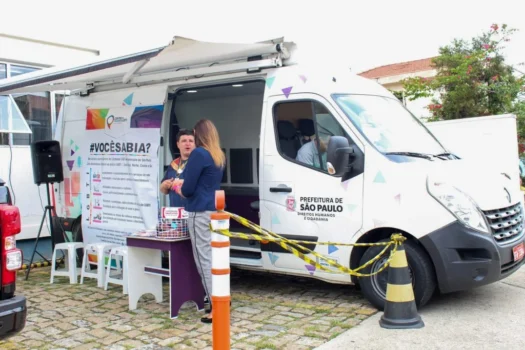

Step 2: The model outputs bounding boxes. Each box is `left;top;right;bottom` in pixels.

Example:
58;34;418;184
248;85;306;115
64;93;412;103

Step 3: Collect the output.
30;140;64;185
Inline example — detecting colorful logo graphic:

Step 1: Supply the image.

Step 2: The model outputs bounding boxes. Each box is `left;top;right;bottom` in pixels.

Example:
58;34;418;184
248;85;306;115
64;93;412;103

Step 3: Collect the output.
130;105;164;129
106;115;115;129
86;108;109;130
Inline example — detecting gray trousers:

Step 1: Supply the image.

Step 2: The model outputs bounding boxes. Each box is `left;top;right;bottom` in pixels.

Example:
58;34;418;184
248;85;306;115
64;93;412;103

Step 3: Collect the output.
187;211;213;307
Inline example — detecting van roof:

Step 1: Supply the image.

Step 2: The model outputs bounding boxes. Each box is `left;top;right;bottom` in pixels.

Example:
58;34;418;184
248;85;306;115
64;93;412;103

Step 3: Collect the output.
0;36;295;95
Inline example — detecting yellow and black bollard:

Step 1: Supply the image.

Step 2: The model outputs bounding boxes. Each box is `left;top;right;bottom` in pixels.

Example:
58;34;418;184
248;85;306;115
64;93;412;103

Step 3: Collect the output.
379;235;424;329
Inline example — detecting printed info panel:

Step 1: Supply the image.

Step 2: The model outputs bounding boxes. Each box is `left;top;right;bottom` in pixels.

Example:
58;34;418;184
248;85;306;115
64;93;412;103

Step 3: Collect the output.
81;104;163;246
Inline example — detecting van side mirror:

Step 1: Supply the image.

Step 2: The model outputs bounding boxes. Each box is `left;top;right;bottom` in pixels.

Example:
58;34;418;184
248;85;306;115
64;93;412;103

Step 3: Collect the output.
326;136;355;177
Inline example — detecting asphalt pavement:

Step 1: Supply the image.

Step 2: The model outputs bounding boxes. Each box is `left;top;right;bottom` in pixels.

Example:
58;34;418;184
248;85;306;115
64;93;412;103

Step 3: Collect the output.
316;264;525;350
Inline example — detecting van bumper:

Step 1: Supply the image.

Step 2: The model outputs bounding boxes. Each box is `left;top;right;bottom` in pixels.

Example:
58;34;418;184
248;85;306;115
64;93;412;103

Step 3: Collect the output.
0;295;27;339
419;221;525;294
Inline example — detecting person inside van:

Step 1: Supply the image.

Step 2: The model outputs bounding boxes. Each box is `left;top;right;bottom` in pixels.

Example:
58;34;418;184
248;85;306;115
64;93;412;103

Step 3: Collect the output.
296;134;329;169
159;129;195;207
172;119;225;324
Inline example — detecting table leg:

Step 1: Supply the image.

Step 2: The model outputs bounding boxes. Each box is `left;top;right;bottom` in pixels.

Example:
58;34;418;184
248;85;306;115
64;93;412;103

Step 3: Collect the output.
128;246;163;311
169;240;206;319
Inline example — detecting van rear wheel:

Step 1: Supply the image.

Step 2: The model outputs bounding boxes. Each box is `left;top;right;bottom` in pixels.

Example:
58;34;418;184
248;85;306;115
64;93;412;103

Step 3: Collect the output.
357;239;436;311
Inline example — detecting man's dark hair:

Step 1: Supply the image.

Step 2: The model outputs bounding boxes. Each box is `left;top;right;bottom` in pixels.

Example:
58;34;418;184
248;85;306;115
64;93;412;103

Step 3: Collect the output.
176;128;194;142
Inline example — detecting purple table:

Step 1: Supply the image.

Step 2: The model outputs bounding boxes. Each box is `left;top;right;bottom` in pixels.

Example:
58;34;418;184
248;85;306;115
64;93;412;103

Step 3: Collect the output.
126;236;205;319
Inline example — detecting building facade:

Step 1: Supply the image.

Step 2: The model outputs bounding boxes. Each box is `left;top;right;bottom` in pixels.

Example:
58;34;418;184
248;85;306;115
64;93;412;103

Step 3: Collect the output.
0;33;99;240
358;57;437;120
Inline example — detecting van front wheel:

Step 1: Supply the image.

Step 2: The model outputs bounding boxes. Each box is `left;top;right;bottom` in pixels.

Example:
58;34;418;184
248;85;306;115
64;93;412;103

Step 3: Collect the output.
357;239;436;311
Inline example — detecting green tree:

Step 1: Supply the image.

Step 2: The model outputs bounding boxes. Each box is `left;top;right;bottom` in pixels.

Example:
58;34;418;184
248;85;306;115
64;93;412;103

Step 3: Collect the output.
389;89;404;103
402;23;525;134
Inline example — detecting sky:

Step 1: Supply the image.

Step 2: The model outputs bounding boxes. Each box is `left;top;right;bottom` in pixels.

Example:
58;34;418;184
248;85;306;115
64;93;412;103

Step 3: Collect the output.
2;0;524;74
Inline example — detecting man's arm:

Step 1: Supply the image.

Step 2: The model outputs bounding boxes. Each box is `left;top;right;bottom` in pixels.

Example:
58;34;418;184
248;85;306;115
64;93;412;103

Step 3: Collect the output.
181;149;205;198
160;170;173;194
160;180;172;194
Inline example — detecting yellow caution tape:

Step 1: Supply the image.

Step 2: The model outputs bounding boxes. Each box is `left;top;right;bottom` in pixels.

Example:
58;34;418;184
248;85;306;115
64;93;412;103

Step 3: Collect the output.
211;211;407;277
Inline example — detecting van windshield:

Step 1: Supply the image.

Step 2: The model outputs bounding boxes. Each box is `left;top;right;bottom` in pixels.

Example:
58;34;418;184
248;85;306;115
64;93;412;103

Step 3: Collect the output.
333;94;446;155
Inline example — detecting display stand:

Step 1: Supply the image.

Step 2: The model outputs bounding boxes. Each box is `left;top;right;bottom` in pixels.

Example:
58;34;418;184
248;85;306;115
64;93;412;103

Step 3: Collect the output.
126;236;205;319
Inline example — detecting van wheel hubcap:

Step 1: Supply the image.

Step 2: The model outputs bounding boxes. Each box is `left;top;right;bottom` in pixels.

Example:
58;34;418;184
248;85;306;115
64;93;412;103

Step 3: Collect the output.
370;256;415;300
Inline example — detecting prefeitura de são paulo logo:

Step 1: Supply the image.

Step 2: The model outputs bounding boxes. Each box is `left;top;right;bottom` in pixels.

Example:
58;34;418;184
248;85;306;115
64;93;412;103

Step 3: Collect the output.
286;196;296;212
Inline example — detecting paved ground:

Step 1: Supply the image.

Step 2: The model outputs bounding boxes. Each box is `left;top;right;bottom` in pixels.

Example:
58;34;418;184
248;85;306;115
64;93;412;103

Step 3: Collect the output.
316;264;525;350
2;266;376;350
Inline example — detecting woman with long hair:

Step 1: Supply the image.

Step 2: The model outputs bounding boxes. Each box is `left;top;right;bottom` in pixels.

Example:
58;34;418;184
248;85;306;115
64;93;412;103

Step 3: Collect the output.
173;119;225;323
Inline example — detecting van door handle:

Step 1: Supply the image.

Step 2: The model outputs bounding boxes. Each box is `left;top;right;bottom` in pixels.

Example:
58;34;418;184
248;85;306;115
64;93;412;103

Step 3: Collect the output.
270;186;292;193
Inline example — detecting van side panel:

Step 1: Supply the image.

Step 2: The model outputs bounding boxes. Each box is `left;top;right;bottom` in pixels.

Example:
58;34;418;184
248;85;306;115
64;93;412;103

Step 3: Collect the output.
54;95;93;220
55;85;169;229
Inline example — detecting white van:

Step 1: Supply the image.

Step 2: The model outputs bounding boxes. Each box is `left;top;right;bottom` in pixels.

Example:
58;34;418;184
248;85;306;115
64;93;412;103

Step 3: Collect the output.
1;36;524;310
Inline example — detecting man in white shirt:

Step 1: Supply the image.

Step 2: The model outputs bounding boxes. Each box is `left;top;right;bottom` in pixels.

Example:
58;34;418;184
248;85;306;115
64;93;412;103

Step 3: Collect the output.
296;135;329;169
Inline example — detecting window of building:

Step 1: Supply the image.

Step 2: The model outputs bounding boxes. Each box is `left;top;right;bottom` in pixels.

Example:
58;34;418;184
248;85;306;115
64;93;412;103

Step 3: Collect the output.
0;64;6;80
55;93;65;120
0;63;53;146
10;65;39;77
12;93;52;145
273;99;354;174
0;95;32;145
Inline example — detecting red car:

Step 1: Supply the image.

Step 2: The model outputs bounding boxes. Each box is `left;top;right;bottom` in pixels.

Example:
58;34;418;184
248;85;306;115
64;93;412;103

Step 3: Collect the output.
0;179;26;339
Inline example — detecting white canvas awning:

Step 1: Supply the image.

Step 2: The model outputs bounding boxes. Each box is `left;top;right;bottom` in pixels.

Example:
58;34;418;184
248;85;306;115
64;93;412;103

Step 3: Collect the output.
0;36;294;95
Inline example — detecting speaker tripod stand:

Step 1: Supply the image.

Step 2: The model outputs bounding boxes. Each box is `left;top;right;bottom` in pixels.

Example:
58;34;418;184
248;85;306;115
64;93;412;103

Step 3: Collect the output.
25;183;57;281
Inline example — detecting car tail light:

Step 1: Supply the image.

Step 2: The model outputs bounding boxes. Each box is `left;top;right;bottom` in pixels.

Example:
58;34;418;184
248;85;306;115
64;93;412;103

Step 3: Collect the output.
0;205;22;293
6;250;22;271
5;236;16;250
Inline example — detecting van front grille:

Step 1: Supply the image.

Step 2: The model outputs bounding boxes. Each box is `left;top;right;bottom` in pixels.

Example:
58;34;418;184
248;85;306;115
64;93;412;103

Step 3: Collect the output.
482;203;524;244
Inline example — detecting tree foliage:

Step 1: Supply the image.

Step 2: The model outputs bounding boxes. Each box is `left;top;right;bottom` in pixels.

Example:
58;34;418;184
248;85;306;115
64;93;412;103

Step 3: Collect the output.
402;24;525;137
389;89;404;102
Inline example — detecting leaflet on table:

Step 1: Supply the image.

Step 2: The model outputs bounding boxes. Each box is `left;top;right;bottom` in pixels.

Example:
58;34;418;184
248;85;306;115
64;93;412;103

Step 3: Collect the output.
161;207;189;219
80;105;163;246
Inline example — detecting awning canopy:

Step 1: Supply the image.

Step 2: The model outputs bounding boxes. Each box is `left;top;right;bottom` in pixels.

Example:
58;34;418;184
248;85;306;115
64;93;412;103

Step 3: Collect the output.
0;36;293;95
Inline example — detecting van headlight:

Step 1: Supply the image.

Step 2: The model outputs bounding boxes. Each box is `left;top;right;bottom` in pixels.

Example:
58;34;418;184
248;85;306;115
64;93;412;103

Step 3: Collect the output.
427;177;490;234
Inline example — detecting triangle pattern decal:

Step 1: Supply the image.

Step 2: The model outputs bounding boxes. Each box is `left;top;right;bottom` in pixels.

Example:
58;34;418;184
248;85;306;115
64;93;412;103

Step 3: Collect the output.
305;264;316;275
373;218;386;228
123;93;134;105
346;204;358;213
282;86;293;98
268;252;279;264
374;171;386;183
328;245;339;254
266;76;276;89
394;194;401;205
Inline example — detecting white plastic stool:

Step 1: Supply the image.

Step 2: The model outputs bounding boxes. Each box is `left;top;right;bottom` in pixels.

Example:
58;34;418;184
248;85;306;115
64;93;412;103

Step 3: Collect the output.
105;246;128;294
80;243;119;288
50;242;85;284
